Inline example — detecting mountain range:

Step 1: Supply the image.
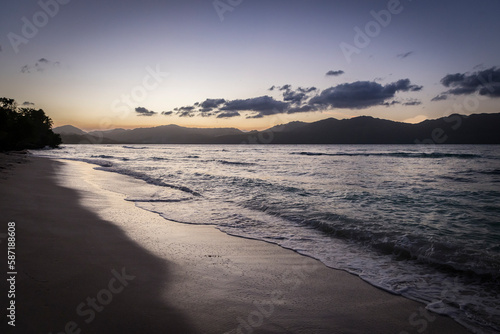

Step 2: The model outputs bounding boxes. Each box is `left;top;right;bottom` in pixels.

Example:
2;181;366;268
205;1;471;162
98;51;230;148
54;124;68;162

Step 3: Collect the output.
53;113;500;145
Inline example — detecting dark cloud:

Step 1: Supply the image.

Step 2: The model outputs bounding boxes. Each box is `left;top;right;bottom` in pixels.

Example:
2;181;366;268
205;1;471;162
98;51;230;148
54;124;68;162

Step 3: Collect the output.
161;111;173;116
403;100;422;106
220;96;289;118
268;85;276;91
217;111;240;118
431;94;448;102
397;51;413;59
177;111;195;117
283;90;306;104
278;85;317;105
381;101;400;107
22;101;35;106
200;98;226;110
438;67;500;98
135;107;157;116
441;73;465;87
174;106;195;112
174;106;196;117
383;79;423;93
297;87;317;93
326;70;344;76
309;79;422;109
21;58;60;73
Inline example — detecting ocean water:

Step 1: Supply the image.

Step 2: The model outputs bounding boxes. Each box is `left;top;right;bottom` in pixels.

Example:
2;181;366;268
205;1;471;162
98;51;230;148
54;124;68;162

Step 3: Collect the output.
33;144;500;333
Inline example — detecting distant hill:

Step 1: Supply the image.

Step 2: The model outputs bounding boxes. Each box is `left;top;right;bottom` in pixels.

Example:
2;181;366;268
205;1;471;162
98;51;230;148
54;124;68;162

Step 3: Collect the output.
53;125;87;136
55;113;500;145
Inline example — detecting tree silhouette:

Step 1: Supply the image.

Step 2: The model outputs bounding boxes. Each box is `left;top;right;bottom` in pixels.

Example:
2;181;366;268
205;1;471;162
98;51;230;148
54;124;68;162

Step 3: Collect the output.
0;97;61;151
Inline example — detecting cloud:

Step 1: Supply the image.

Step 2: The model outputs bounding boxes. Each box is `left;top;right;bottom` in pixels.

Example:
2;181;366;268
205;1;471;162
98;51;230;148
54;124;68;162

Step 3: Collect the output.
309;79;422;109
177;111;195;117
199;98;226;112
403;99;422;106
21;58;60;73
161;111;173;116
431;94;448;102
221;96;289;117
217;111;240;118
438;67;500;98
22;101;35;106
174;106;197;117
135;107;157;116
283;90;306;104
326;70;345;76
397;51;414;59
297;87;317;93
383;79;423;93
381;101;400;107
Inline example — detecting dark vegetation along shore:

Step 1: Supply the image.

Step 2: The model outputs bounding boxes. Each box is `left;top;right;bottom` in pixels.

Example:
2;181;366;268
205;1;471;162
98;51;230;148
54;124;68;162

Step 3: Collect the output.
0;98;61;151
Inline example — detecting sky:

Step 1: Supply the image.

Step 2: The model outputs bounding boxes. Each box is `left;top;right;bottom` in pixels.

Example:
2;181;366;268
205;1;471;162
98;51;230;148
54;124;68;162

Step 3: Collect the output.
1;0;499;131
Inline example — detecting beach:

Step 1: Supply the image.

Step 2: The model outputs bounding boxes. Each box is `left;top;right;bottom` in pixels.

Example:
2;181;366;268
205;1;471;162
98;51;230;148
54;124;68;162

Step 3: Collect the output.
0;155;470;333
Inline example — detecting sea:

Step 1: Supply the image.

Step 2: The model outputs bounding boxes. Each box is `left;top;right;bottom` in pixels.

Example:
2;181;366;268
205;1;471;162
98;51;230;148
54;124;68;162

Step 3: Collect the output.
32;144;500;333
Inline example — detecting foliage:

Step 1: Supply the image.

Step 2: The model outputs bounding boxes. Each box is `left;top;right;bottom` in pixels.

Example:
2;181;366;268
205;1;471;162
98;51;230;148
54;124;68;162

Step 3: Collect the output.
0;97;61;151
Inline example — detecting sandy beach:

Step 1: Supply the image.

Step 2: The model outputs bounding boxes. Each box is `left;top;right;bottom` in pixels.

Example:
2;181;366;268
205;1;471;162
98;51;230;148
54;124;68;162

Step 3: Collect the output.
0;155;470;333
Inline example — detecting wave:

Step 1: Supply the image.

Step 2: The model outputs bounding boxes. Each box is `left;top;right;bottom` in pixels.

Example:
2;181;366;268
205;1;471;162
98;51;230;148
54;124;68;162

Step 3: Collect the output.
439;175;475;183
303;218;500;279
216;159;256;166
125;198;190;203
122;145;148;149
94;165;202;196
480;168;500;175
91;154;114;159
291;152;482;159
74;158;114;167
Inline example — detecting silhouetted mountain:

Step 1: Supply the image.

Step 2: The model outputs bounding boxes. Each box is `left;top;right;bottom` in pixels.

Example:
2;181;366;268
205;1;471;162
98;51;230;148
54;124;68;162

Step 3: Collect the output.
212;113;500;144
267;121;308;133
53;125;87;136
58;125;244;144
57;113;500;145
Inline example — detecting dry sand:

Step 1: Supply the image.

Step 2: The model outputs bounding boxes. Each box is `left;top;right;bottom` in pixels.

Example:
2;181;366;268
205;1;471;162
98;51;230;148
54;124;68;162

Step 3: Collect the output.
0;155;470;333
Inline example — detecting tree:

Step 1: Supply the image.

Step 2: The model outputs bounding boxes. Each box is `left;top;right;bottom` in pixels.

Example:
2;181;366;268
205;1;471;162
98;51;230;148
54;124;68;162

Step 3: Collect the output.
0;97;61;151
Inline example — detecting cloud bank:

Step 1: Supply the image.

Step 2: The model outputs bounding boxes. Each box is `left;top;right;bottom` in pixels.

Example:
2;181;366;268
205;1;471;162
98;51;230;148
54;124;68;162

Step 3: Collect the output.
432;67;500;101
160;78;422;119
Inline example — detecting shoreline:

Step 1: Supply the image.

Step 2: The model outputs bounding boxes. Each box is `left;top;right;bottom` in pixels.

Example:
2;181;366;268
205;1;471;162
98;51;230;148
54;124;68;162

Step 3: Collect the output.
0;156;470;333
